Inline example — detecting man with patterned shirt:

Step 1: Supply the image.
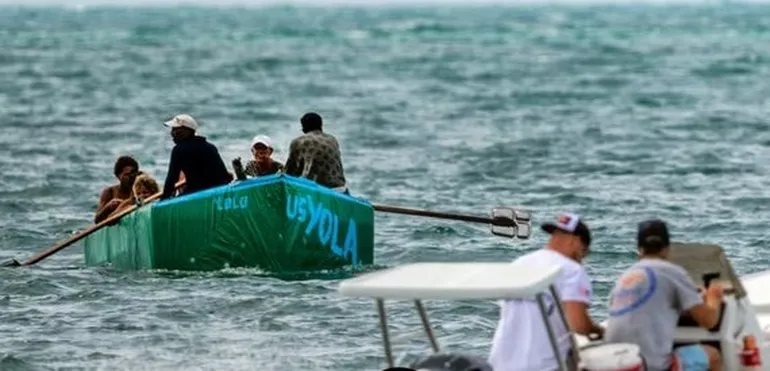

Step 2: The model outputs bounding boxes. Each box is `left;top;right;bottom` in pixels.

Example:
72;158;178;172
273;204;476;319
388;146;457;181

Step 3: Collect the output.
284;112;348;193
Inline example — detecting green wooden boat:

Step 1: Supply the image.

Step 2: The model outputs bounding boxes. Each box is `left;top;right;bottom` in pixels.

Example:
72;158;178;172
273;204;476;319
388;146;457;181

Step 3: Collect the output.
82;174;375;272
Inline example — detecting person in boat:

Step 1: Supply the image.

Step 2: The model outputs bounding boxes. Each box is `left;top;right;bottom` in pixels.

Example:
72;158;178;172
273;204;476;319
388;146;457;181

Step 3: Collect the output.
160;114;233;200
107;173;160;218
284;112;348;193
604;219;724;371
488;213;604;371
94;155;140;223
241;135;284;177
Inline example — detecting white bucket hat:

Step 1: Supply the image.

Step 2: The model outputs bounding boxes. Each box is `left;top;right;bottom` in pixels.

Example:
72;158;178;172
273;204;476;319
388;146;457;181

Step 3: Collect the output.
251;135;274;149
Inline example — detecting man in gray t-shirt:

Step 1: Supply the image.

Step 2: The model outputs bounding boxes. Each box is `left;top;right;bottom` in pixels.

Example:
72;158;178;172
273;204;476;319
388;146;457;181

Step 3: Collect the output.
604;219;724;371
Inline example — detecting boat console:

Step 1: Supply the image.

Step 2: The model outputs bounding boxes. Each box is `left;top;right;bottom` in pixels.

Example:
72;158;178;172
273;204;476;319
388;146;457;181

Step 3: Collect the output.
668;243;746;354
575;242;770;371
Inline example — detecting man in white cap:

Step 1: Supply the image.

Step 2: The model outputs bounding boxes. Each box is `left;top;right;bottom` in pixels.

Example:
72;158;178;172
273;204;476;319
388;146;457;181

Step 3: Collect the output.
160;114;232;199
240;135;284;177
488;212;603;371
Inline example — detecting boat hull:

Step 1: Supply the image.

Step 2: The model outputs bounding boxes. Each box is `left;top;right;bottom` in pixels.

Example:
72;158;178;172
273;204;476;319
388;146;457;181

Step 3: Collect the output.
83;174;375;272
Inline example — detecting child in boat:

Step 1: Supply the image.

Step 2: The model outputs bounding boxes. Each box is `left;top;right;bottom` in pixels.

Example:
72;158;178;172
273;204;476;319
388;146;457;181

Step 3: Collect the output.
240;135;284;178
107;173;160;218
132;174;160;205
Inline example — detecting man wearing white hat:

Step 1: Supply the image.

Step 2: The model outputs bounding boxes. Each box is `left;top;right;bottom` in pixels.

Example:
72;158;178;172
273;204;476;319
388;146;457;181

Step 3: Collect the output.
160;114;233;199
240;134;284;177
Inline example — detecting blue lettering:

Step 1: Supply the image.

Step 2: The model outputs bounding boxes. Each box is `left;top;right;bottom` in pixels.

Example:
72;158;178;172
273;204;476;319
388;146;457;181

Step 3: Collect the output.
297;196;307;222
343;219;358;264
318;209;333;246
305;198;324;235
286;194;296;218
286;194;358;264
213;195;248;212
329;215;343;257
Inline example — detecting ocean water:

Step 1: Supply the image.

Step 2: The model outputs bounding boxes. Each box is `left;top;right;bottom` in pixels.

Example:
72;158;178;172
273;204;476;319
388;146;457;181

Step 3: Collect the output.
1;3;770;370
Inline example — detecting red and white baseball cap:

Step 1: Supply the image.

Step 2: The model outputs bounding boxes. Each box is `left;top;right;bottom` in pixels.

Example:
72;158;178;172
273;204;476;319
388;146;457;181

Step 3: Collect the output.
541;212;592;247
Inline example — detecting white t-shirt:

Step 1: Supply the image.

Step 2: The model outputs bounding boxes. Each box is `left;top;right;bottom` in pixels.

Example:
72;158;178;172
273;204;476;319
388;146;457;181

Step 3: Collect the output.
488;248;593;371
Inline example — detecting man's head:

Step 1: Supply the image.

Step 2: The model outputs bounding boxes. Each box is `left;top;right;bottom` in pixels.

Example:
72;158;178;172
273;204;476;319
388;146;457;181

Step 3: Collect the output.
300;112;323;133
114;156;139;190
542;212;592;262
163;114;198;143
251;135;274;162
637;219;671;257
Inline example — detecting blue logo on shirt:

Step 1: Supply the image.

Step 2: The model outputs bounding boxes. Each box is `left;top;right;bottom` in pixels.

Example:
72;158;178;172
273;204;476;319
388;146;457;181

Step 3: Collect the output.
608;267;657;317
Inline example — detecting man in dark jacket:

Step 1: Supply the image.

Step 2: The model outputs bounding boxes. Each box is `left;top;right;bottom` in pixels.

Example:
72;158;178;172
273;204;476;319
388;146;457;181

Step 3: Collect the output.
160;114;232;200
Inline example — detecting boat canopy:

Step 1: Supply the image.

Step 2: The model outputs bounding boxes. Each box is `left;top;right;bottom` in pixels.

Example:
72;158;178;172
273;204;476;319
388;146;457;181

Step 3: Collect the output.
669;242;746;298
338;262;562;300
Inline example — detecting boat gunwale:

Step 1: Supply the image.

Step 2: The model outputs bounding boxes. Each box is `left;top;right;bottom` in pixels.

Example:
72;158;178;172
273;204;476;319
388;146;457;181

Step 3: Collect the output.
153;174;373;209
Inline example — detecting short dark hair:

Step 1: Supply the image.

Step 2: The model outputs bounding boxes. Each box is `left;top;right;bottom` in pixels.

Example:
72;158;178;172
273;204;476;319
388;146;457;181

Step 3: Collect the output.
300;112;323;131
637;219;670;254
114;156;139;177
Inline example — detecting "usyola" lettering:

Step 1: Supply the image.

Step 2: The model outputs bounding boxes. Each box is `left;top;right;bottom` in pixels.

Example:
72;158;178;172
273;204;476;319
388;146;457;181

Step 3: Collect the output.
286;194;358;264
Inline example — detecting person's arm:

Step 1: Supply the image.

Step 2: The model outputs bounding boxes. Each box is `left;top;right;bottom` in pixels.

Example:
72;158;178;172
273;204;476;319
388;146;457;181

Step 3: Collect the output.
161;147;182;200
94;188;122;223
106;197;136;219
676;270;724;329
96;187;112;212
283;140;302;176
560;268;603;336
563;302;604;336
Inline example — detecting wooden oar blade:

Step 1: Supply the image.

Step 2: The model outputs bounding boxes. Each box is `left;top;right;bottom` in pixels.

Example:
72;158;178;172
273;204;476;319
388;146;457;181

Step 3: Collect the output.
1;259;21;267
490;207;532;240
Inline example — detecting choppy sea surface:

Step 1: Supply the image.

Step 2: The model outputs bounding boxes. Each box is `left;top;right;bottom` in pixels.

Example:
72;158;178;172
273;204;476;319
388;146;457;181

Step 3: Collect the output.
2;3;770;370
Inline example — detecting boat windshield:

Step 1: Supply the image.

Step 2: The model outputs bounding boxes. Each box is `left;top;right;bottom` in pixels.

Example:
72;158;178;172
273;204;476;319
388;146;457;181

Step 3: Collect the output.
668;242;746;298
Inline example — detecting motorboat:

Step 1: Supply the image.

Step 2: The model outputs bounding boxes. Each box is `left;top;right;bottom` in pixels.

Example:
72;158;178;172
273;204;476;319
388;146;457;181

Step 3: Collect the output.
337;242;770;370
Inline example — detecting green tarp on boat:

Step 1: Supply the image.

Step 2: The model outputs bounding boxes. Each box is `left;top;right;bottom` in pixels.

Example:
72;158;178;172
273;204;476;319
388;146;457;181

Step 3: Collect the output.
83;174;375;272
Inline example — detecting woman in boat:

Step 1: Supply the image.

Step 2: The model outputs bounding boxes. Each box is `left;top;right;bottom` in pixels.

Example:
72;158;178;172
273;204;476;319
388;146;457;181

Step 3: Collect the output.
107;173;160;218
243;135;284;177
94;156;140;223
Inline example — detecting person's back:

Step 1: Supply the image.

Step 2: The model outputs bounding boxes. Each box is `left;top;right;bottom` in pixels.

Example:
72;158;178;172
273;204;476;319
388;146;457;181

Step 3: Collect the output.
489;213;602;371
604;219;723;371
161;114;232;199
489;249;587;371
285;112;347;190
171;136;231;194
605;259;700;370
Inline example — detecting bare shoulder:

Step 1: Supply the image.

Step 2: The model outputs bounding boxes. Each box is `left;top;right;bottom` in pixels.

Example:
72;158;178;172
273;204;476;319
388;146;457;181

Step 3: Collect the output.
100;185;118;200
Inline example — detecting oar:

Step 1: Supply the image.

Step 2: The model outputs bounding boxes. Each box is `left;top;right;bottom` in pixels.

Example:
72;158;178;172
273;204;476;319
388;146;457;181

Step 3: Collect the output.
1;180;186;268
371;203;532;240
